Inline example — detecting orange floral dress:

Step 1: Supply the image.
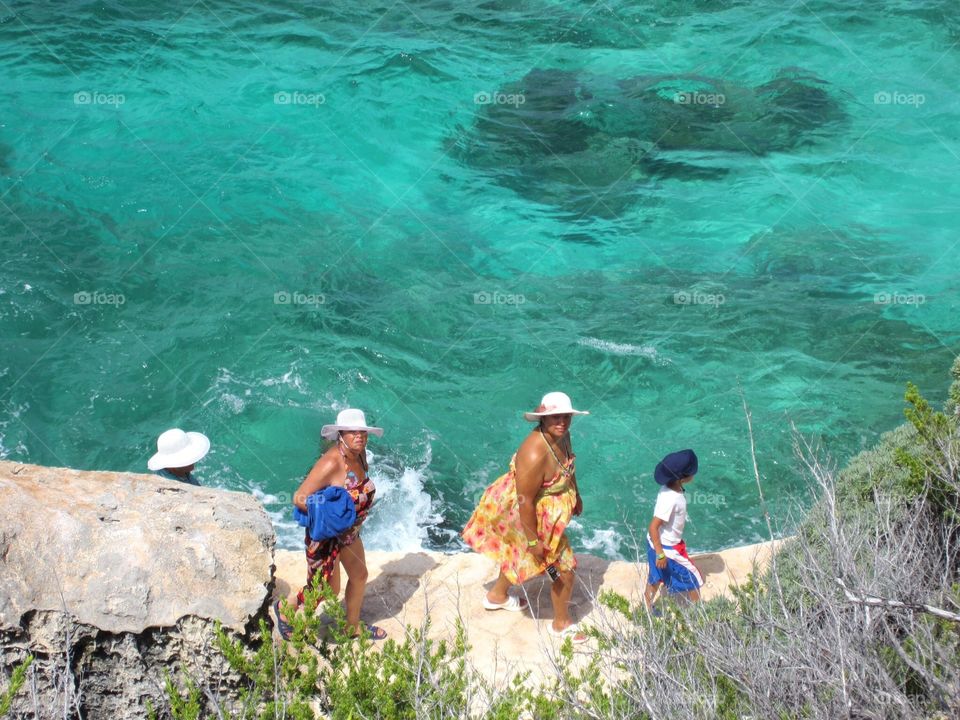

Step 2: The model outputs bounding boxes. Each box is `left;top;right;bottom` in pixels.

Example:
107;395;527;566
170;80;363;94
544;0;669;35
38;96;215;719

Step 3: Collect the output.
462;453;577;584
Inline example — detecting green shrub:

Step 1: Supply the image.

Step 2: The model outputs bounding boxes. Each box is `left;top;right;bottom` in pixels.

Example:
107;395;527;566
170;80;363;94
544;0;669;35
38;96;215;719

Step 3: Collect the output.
897;381;960;519
0;656;32;716
948;356;960;415
204;579;540;719
836;424;918;505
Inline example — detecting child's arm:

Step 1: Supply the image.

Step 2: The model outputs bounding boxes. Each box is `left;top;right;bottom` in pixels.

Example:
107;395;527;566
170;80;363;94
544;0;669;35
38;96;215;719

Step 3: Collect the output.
649;517;668;568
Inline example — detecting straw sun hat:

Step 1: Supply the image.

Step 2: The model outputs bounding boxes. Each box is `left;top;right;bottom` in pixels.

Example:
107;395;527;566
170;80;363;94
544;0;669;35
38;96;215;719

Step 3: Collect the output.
320;408;384;440
523;391;590;422
147;428;210;471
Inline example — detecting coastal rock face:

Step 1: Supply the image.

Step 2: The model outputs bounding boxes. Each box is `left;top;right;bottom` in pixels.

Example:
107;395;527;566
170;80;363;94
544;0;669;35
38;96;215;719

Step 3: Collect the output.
0;460;275;718
0;459;779;716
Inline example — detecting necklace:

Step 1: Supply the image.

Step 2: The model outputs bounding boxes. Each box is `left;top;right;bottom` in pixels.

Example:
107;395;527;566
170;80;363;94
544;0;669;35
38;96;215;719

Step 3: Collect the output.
539;429;574;477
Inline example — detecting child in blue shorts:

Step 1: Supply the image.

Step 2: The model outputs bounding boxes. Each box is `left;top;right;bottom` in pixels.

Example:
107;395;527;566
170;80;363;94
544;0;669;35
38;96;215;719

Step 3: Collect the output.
645;449;703;609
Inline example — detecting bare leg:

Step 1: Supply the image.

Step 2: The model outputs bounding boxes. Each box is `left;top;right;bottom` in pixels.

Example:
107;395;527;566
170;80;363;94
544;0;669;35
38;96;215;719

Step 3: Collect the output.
329;562;342;597
281;556;342;623
644;582;661;610
550;570;578;632
338;538;369;632
486;571;513;604
686;587;701;603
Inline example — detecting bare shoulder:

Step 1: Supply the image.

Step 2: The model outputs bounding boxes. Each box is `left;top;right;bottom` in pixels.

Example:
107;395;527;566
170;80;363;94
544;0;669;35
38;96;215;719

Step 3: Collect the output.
516;431;549;471
304;447;344;488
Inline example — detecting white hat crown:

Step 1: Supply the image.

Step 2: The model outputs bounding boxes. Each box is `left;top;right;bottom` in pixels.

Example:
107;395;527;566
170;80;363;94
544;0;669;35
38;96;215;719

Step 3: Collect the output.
147;428;210;471
523;391;590;421
157;429;191;454
320;408;384;440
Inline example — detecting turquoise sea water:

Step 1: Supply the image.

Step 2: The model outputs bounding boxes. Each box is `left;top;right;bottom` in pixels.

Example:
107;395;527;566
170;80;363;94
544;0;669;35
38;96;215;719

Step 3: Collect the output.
1;0;958;556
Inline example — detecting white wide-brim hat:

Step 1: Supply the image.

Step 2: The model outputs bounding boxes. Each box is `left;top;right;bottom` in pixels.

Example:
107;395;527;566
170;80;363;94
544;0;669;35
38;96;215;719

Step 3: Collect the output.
148;428;210;471
523;391;590;421
321;408;384;440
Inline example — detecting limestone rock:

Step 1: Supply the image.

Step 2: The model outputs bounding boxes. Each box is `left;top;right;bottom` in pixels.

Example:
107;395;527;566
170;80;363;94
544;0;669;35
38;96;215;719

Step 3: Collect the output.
0;460;275;718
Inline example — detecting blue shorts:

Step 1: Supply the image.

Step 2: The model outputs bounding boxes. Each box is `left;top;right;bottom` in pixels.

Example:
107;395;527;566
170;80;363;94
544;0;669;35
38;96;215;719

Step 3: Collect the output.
647;539;703;593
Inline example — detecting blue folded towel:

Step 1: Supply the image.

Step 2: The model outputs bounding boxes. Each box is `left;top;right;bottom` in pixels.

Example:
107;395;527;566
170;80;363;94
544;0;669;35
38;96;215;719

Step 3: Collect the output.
292;485;357;541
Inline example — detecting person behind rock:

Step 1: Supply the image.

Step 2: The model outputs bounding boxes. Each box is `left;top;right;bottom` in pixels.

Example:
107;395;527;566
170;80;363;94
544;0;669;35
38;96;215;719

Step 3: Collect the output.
644;449;703;609
147;428;210;486
462;391;589;643
274;408;386;641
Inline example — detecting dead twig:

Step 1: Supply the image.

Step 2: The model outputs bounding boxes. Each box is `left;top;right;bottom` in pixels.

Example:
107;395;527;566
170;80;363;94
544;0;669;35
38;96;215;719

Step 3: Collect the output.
836;578;960;624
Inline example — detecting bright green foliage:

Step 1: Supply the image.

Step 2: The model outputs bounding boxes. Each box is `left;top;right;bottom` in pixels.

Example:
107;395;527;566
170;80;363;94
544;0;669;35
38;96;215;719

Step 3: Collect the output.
948;356;960;414
205;578;542;720
728;572;766;615
318;617;471;719
835;376;959;518
485;673;542;720
163;670;203;720
213;584;328;719
0;655;32;716
896;381;960;518
836;424;917;505
711;672;749;720
598;588;631;619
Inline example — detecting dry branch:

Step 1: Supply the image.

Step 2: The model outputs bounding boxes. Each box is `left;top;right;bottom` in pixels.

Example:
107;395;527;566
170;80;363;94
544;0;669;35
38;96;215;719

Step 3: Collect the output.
836;577;960;624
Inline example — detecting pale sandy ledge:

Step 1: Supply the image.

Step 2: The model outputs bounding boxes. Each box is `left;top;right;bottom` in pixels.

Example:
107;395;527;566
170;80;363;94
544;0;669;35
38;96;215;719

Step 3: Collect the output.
273;540;781;684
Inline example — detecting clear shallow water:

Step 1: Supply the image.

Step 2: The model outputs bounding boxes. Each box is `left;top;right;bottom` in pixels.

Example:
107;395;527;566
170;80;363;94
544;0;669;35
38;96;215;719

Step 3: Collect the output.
1;0;958;555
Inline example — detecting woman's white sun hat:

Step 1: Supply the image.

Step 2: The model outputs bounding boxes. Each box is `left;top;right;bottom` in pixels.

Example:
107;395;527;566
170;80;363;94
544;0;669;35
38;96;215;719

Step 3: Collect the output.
523;391;590;421
321;408;384;440
148;428;211;471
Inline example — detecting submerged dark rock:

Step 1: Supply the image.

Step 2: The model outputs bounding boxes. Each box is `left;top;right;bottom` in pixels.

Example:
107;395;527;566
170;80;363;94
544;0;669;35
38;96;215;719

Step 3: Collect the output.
454;67;847;217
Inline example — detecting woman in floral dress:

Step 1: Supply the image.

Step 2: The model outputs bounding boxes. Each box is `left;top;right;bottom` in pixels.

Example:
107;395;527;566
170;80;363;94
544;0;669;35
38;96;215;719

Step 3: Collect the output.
463;391;589;642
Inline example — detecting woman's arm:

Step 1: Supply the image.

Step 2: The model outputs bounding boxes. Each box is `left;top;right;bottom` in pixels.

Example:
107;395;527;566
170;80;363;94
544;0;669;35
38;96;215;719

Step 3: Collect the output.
515;439;548;562
293;451;341;512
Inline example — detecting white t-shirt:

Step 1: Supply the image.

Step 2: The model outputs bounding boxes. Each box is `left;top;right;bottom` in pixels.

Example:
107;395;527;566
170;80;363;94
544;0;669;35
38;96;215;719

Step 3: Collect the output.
653;487;688;546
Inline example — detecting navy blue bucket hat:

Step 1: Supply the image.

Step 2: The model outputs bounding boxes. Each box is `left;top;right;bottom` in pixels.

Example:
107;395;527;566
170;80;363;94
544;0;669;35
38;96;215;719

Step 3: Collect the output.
654;449;699;486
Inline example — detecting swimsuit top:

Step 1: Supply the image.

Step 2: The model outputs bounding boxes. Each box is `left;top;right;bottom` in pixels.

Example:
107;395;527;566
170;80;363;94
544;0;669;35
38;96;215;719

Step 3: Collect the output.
508;451;576;498
538;429;576;496
539;454;576;496
344;470;376;516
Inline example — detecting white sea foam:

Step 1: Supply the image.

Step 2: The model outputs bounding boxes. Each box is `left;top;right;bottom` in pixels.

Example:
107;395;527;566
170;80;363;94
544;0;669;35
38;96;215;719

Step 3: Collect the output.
568;520;625;559
0;402;29;460
205;361;327;411
577;337;667;364
362;446;442;552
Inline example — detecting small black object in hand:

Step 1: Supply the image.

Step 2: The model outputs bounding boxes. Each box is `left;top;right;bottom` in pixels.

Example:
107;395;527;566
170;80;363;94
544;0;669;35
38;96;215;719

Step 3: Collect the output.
546;565;560;582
